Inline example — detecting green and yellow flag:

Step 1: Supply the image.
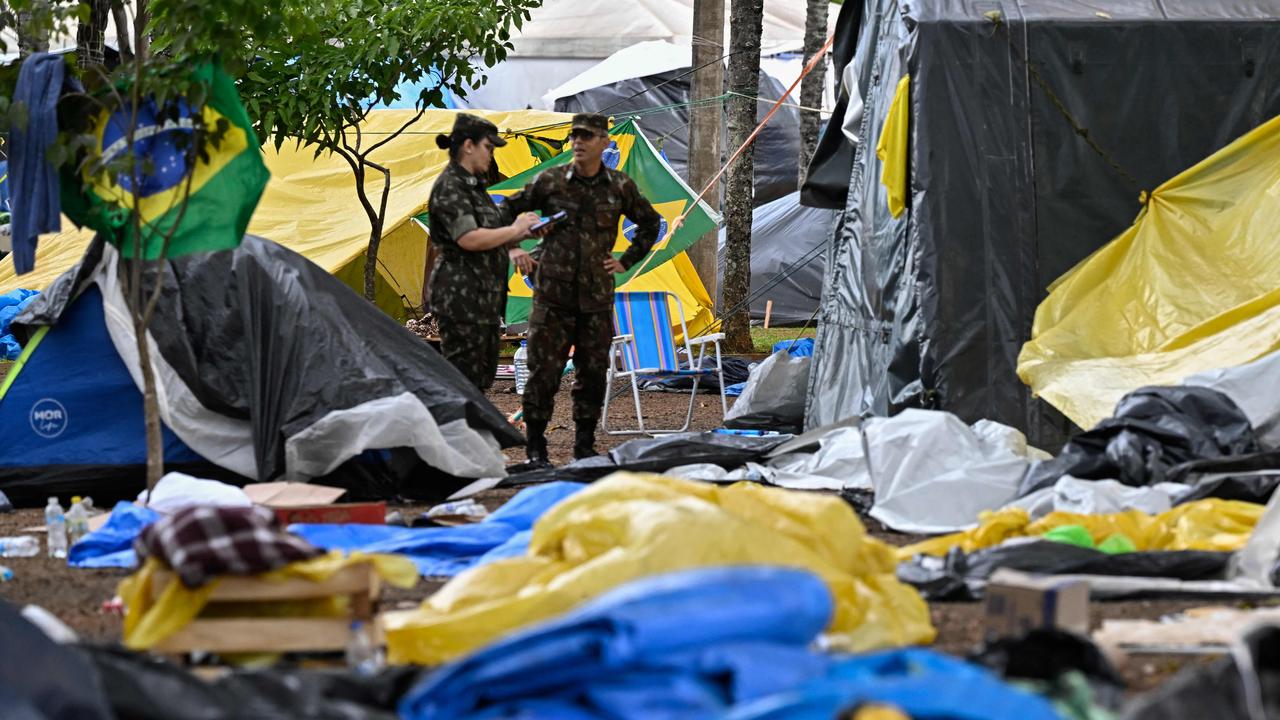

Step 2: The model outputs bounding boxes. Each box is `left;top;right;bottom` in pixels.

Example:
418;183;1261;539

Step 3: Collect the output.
486;119;720;325
63;62;269;260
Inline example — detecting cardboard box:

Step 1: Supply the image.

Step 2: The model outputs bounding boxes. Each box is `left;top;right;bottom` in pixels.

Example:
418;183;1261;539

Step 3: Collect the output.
243;482;385;526
983;569;1090;638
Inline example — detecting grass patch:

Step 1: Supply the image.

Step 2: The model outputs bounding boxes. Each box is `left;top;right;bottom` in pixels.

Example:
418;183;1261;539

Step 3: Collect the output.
750;326;815;354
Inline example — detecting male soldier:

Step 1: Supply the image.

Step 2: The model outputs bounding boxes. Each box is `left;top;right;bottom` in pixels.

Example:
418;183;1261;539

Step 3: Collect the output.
427;114;539;390
503;113;662;465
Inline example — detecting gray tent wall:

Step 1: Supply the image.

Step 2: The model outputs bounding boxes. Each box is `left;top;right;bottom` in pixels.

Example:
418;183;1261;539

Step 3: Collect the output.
803;0;1280;449
716;192;835;325
555;70;803;207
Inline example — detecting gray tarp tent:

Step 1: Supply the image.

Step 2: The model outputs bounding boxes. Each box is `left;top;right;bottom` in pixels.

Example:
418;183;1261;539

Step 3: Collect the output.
716;192;835;326
801;0;1280;448
552;68;804;208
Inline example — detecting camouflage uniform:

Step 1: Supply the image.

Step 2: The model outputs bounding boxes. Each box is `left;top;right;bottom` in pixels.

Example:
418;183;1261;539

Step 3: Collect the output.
502;117;662;429
427;121;510;390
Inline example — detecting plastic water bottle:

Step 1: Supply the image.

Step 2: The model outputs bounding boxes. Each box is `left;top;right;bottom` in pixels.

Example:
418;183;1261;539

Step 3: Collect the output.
514;340;529;395
0;536;40;558
0;566;12;582
45;497;67;559
345;620;382;675
67;496;90;547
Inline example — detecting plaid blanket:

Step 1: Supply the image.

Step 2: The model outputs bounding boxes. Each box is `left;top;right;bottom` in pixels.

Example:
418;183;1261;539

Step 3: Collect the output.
136;506;323;587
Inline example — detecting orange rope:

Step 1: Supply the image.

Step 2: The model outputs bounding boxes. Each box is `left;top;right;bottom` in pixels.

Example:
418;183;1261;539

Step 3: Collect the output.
622;32;837;284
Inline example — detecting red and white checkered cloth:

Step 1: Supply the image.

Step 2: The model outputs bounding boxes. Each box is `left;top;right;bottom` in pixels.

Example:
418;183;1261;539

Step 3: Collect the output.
136;506;323;588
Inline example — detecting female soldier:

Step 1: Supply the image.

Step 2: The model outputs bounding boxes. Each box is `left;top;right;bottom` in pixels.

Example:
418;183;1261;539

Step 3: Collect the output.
427;114;538;389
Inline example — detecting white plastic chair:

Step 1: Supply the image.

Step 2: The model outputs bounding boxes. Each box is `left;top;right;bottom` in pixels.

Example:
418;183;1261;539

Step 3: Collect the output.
603;291;727;435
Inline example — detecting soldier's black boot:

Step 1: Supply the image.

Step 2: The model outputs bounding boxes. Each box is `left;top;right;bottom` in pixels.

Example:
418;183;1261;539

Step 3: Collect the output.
525;419;552;468
573;422;598;460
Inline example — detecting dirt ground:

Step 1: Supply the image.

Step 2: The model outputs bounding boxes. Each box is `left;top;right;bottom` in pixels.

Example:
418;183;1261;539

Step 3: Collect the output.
0;380;1235;696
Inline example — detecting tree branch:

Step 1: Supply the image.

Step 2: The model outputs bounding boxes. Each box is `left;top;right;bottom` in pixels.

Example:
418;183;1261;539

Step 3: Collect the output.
363;107;424;156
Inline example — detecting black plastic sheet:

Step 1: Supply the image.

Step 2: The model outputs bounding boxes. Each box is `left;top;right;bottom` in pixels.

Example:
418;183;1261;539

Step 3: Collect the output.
501;431;789;486
83;645;422;720
0;602;113;720
898;540;1232;601
1021;386;1261;496
971;629;1125;713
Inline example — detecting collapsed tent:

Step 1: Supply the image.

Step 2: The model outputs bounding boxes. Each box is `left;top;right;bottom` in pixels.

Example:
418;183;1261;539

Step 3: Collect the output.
483;118;720;331
717;191;833;326
548;40;806;207
1018;116;1280;431
802;0;1280;448
0;236;521;506
0;109;573;319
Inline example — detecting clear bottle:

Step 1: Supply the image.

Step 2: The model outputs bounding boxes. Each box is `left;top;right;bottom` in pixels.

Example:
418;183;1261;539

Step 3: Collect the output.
45;497;67;559
345;620;383;675
0;536;40;558
514;340;529;395
66;496;89;547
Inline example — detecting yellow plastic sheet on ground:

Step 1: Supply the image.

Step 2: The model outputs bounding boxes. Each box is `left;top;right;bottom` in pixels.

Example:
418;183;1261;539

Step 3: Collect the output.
1018;115;1280;430
119;550;417;650
876;75;910;219
383;473;935;665
897;498;1265;560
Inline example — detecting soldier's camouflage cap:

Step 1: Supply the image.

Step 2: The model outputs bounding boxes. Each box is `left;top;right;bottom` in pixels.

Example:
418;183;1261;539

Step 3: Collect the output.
570;113;610;136
449;113;507;147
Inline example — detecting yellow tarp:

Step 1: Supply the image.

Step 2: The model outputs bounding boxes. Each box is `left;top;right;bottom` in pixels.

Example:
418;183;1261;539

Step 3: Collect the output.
1017;114;1280;430
383;472;935;666
876;75;910;219
118;551;417;650
897;498;1265;560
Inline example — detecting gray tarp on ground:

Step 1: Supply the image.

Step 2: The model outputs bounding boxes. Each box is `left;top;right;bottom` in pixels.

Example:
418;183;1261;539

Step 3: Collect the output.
716;192;835;326
801;0;1280;448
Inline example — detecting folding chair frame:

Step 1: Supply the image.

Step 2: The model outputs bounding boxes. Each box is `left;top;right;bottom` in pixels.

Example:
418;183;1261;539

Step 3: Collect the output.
602;292;728;435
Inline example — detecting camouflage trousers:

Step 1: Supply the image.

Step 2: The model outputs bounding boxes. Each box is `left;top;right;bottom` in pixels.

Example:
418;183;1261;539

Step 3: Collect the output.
523;304;614;425
438;318;500;391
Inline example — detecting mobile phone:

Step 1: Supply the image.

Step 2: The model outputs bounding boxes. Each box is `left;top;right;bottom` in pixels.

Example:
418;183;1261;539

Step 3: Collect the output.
530;210;568;232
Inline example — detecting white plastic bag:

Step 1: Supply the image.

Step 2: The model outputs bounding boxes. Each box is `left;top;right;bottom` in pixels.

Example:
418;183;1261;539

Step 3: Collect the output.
725;351;810;428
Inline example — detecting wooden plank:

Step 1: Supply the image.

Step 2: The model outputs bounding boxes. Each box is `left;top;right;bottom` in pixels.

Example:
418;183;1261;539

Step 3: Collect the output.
154;617;351;654
763;299;773;329
150;564;374;603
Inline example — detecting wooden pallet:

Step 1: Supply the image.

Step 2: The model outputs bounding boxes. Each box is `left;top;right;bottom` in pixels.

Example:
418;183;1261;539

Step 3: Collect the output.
150;562;381;655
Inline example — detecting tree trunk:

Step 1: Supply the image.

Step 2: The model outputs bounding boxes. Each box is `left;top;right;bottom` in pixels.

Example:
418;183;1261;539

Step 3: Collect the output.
111;0;134;63
133;0;150;60
686;0;725;312
16;3;50;58
721;0;763;353
798;0;829;186
76;0;112;69
135;313;165;494
358;158;392;302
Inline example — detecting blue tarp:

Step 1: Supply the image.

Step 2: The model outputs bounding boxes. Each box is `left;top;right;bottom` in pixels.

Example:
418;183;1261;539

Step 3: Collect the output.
68;501;161;569
398;567;834;720
289;481;585;577
399;566;1060;720
727;650;1064;720
0;289;39;360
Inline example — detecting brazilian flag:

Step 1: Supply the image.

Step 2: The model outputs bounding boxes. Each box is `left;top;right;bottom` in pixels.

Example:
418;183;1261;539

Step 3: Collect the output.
486;119;720;325
63;62;269;260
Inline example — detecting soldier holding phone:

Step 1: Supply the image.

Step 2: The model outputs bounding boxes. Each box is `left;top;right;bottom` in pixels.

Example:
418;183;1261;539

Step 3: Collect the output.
502;113;662;466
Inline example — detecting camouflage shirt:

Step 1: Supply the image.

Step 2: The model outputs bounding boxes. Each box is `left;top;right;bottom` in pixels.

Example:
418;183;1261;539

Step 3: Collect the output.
427;161;508;323
502;164;661;313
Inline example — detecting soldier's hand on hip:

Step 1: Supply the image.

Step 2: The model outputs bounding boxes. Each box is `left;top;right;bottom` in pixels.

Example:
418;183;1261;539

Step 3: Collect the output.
603;257;626;274
509;248;537;275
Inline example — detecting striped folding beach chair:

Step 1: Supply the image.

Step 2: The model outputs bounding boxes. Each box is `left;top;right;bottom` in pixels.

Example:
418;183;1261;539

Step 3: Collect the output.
604;291;727;435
